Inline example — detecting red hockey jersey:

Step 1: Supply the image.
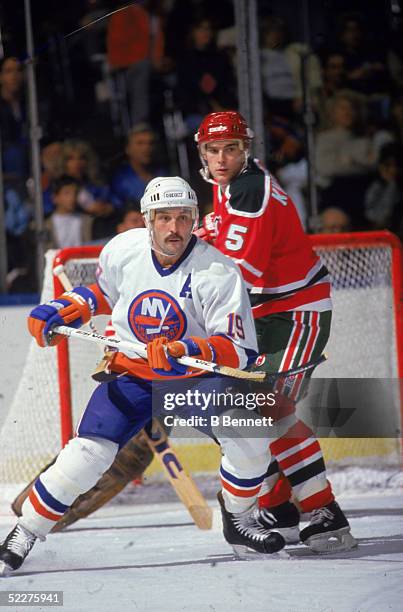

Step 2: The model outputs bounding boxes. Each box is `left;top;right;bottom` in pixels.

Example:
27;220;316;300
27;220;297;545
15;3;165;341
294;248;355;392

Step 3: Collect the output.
212;159;332;317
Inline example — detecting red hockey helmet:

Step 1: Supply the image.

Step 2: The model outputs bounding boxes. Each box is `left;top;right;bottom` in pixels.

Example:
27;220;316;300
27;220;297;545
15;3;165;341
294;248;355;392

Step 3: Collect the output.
194;111;254;146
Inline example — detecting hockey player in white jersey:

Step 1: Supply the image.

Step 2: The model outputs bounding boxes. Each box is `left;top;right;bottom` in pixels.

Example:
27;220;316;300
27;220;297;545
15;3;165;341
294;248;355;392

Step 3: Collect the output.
0;177;285;574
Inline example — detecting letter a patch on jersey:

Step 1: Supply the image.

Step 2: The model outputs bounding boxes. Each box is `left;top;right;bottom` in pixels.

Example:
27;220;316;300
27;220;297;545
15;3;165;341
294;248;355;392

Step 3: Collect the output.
179;273;192;299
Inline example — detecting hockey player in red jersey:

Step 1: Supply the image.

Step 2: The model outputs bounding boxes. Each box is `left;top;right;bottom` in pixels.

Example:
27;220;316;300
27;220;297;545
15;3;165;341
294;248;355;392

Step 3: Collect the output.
194;111;357;553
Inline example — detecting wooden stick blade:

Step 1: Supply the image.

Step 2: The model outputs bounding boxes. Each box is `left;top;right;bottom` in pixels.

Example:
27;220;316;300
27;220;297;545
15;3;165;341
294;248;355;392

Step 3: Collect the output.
216;365;266;381
163;468;213;530
142;426;213;530
188;505;213;530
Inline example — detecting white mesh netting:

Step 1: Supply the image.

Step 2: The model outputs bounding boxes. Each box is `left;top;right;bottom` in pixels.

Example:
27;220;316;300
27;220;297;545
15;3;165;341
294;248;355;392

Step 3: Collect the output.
311;243;401;467
315;245;397;378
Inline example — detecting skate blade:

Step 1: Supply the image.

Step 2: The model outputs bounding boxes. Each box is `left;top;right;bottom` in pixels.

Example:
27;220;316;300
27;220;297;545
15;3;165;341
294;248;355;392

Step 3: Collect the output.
0;561;12;576
231;545;290;560
305;528;358;553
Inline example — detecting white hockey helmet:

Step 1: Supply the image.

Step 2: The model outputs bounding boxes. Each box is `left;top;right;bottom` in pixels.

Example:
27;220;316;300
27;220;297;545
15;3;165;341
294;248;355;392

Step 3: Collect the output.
141;176;198;224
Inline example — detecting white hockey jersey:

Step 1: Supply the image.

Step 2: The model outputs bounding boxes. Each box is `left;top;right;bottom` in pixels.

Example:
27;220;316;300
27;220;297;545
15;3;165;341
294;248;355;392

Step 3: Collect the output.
96;228;258;380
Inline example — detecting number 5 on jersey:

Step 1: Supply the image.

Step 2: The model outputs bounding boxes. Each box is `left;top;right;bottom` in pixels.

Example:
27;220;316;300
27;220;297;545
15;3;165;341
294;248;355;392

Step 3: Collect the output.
225;224;248;251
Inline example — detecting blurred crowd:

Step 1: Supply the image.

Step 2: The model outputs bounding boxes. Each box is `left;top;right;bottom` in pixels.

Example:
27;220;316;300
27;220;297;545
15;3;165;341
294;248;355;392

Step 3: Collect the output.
2;0;403;292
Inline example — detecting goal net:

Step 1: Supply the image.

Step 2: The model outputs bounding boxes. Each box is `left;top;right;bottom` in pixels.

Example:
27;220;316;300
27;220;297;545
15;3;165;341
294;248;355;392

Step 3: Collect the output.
0;232;402;485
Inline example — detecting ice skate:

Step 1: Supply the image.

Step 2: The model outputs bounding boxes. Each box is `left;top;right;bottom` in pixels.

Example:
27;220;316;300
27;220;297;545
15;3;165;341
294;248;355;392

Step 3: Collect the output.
256;500;300;544
300;501;357;553
217;492;286;559
0;524;37;575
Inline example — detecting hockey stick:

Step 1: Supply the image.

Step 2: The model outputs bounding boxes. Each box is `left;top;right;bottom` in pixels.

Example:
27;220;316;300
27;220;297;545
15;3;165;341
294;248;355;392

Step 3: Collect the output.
52;265;213;530
51;325;266;380
51;324;326;382
140;421;212;530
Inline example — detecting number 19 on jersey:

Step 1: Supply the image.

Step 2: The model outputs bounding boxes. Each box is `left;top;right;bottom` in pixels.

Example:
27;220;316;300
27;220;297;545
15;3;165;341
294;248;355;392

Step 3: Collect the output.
227;313;245;339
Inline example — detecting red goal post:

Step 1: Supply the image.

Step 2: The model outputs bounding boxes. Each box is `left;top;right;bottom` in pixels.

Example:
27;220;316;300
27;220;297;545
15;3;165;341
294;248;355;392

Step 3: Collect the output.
53;246;103;448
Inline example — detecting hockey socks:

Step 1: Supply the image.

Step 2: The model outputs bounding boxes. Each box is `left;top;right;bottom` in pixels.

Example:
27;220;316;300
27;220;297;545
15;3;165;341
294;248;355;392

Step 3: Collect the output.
20;436;118;539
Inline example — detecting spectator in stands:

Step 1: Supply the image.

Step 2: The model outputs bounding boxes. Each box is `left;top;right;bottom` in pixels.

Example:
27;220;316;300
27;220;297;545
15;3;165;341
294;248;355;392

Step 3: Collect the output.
317;52;348;129
319;206;353;234
259;15;321;227
165;0;234;62
42;140;111;216
109;123;167;209
79;0;108;62
45;176;93;250
389;90;403;146
316;89;376;226
0;57;28;189
61;140;112;217
260;15;322;118
116;201;145;233
41;142;63;192
364;143;403;236
4;184;31;291
106;0;166;126
86;201;145;247
42;139;114;239
321;52;347;98
265;111;307;228
175;16;237;131
334;12;390;98
267;112;305;168
62;139;115;239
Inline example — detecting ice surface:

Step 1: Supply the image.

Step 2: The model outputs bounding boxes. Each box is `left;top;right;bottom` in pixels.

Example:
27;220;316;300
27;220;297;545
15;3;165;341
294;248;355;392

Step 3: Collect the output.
0;488;402;612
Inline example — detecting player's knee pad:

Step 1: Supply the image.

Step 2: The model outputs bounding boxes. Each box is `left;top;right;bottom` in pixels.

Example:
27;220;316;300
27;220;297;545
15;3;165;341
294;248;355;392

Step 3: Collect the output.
41;436;119;501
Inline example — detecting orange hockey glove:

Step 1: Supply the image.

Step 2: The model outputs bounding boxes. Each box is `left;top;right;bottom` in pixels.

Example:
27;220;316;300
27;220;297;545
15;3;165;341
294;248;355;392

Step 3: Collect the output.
147;336;215;376
27;285;108;347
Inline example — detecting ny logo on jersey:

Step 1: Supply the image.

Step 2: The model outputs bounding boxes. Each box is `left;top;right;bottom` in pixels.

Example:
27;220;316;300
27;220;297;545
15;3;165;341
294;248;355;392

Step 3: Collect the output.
128;289;187;343
142;297;171;328
179;273;192;299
